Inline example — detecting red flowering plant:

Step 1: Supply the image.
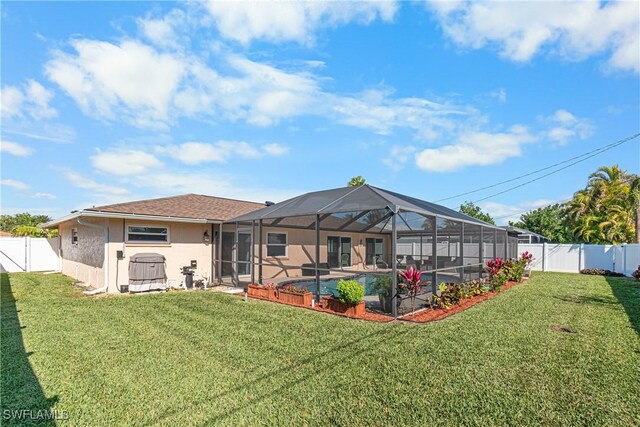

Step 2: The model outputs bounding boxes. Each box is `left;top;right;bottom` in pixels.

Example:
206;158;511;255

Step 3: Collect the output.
521;251;534;267
281;284;309;294
399;266;423;314
486;258;507;292
486;258;504;277
262;282;278;289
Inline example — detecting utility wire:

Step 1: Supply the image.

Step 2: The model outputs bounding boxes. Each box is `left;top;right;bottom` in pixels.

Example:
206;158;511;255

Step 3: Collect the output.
436;132;640;204
470;133;640;204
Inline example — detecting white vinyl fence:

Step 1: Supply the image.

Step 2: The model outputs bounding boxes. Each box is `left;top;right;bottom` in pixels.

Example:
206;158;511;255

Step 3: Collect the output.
519;243;640;276
0;237;60;273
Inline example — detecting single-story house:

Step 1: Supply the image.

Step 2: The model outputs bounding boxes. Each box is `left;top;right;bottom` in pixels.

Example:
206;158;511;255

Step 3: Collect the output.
44;185;513;297
42;194;264;293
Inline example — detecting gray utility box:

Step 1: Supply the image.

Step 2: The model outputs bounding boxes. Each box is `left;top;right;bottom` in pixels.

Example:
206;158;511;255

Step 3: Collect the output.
128;253;167;293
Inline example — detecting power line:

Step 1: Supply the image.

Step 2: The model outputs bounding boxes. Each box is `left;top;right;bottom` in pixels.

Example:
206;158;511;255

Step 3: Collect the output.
436;132;640;204
470;132;639;204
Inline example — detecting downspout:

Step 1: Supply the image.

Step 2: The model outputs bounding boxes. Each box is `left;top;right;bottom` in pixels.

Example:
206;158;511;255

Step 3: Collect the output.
77;217;109;295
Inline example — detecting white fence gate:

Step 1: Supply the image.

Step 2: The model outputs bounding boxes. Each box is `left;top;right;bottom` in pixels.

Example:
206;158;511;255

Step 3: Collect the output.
0;237;60;273
519;243;639;276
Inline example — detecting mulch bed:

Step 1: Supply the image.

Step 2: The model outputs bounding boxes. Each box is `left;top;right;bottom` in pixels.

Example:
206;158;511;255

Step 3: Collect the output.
236;279;524;324
401;280;521;323
239;292;395;322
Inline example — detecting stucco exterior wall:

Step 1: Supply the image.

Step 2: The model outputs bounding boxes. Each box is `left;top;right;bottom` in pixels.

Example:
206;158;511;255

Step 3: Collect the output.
108;219;212;293
57;218;214;293
257;226;390;279
106;219;214;293
59;218;107;288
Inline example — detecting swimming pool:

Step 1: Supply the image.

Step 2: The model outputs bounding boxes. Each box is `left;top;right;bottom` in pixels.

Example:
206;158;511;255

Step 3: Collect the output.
283;273;390;296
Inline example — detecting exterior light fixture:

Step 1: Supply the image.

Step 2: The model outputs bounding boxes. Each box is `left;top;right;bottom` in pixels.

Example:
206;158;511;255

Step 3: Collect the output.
203;231;210;243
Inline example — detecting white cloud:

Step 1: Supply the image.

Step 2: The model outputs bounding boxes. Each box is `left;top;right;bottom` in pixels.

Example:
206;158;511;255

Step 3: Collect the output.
328;88;470;139
1;179;30;191
34;192;57;200
203;0;398;45
0;140;33;157
480;199;556;225
62;170;128;195
489;88;507;103
1;86;24;118
137;9;188;48
263;143;289;156
44;36;478;139
382;145;417;171
155;140;284;165
2;125;76;144
91;149;163;176
544;109;594;144
1;80;57;119
45;40;185;129
415;125;536;172
131;171;301;203
427;0;640;74
25;80;58;119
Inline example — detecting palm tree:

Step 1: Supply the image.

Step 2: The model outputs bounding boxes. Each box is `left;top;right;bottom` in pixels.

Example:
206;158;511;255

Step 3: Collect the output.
348;176;366;187
567;164;637;244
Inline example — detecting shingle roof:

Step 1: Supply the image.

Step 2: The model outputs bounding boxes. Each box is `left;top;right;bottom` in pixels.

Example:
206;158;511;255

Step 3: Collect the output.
86;194;265;222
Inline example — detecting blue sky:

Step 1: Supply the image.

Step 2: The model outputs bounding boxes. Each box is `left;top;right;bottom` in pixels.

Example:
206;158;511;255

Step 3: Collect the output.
1;1;639;224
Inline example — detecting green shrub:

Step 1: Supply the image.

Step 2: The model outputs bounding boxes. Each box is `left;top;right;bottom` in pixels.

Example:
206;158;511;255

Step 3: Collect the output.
433;283;466;309
503;258;526;282
467;279;489;297
580;268;625;277
490;270;508;292
336;279;365;304
371;275;392;297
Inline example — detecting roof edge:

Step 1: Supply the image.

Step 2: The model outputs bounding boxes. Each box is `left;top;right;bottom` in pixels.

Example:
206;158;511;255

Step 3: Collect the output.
42;211;220;228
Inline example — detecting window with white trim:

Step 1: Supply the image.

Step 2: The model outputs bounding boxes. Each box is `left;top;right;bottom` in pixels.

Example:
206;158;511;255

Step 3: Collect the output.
71;228;78;246
266;232;287;257
127;225;169;243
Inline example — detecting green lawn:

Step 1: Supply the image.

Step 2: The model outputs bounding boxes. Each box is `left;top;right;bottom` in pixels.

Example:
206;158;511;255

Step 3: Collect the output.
1;272;639;426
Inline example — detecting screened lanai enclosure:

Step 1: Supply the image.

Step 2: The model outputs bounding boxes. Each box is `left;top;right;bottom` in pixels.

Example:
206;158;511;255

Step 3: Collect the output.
224;185;516;317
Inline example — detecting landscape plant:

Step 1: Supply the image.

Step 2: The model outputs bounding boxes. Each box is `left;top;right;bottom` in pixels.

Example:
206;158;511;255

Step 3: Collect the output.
280;284;309;294
632;265;640;281
336;279;365;304
486;258;507;292
399;266;423;313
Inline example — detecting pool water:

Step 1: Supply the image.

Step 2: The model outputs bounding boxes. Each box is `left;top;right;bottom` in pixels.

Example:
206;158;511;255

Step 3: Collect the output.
285;273;389;296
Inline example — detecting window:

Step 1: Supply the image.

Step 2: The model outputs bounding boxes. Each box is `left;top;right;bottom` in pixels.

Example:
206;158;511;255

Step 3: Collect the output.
71;228;78;246
127;225;169;243
266;232;287;257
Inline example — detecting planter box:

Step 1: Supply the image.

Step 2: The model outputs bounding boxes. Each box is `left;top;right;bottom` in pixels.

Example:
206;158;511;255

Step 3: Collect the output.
278;290;313;307
324;297;366;317
247;285;277;300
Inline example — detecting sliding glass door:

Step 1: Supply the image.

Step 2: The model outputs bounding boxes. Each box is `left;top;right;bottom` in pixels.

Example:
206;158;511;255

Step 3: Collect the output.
365;238;384;265
328;236;351;268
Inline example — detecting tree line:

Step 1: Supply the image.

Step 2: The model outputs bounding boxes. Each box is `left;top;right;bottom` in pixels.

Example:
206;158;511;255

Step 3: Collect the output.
459;164;639;244
0;213;58;238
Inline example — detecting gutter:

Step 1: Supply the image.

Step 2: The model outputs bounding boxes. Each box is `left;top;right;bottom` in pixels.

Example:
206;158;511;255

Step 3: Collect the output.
76;217;110;296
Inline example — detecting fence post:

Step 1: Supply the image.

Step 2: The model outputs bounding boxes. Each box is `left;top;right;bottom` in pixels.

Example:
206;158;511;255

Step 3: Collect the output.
26;237;31;272
623;244;627;276
578;243;583;273
612;245;616;273
542;242;547;272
